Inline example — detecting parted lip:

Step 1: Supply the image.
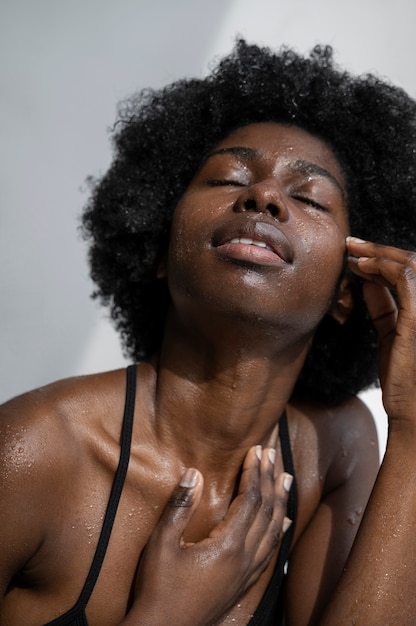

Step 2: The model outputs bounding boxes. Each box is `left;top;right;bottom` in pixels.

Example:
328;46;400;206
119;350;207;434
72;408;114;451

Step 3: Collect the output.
212;217;294;263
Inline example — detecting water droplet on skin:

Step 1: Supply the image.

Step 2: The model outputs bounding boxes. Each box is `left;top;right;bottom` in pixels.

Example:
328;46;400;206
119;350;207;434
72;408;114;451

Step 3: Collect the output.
347;506;363;525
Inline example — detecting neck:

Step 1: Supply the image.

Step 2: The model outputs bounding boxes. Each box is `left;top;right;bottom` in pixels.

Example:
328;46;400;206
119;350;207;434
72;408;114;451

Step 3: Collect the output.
147;311;312;476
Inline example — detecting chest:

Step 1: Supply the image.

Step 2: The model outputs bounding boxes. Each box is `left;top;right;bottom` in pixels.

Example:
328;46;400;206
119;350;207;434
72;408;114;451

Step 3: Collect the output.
14;415;331;625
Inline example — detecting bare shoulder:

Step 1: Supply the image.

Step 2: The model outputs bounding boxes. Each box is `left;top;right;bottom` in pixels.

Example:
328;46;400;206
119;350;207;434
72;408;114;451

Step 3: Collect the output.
289;394;379;484
0;368;128;465
290;392;378;437
284;396;380;624
314;395;379;489
286;394;379;538
0;368;128;592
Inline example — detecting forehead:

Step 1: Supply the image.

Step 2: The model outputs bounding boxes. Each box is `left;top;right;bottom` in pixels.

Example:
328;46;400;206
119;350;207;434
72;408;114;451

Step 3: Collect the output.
211;122;346;189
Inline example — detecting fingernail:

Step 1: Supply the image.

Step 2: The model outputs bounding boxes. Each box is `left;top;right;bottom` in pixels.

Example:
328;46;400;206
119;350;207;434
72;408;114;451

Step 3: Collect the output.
282;517;292;533
179;468;198;489
283;474;293;492
268;448;276;464
346;236;366;244
256;445;262;461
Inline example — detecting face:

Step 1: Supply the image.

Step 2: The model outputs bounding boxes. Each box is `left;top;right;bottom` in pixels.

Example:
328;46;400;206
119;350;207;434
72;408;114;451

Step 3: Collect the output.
166;122;350;340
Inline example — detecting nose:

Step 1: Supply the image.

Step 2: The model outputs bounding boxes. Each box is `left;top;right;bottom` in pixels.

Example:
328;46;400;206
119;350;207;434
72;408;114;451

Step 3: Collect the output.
233;180;289;221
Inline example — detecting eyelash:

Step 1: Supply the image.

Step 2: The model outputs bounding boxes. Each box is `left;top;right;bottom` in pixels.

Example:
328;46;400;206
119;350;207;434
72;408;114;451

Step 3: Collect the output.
291;195;327;212
206;179;245;187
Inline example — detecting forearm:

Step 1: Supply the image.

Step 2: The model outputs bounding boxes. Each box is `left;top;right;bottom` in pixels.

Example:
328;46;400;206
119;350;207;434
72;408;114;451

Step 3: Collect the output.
321;425;416;625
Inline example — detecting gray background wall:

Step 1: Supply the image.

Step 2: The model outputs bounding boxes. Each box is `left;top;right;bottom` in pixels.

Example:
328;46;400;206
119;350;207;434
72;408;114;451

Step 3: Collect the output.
2;0;416;454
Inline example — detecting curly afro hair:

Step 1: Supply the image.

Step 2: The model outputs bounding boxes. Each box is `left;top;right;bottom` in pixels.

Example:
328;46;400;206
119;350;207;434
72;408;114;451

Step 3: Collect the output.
82;39;416;405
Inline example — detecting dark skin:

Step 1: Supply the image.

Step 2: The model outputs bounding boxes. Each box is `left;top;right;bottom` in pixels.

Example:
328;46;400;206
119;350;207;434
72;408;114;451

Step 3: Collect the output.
2;122;414;625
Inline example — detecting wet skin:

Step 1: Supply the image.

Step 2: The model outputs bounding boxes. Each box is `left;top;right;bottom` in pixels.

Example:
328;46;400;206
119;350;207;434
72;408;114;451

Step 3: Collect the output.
167;123;351;353
0;123;381;626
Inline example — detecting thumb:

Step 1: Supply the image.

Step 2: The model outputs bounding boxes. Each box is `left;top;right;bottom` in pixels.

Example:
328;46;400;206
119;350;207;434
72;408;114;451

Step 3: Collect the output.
155;468;204;544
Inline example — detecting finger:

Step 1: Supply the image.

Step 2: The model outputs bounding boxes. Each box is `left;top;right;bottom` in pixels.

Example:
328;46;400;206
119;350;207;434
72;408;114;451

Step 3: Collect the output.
347;255;404;290
346;236;416;302
259;471;292;553
210;446;278;572
247;472;293;584
246;448;287;561
210;446;264;540
348;254;416;316
226;445;262;521
264;422;279;450
346;236;416;266
212;446;285;545
244;447;278;548
263;423;284;478
154;468;204;544
238;444;262;497
347;256;394;290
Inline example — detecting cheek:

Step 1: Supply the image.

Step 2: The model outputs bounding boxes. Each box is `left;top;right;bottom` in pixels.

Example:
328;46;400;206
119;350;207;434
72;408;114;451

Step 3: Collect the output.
168;202;197;266
166;202;210;299
300;215;347;267
298;222;347;300
168;192;221;267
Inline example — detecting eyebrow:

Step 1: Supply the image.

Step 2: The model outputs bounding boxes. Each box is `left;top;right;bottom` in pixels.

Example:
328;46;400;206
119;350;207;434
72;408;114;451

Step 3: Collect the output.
205;147;345;197
289;159;345;197
207;146;260;161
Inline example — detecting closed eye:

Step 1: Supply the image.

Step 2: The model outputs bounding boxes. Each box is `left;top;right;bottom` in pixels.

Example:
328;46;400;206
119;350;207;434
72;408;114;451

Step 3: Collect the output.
291;195;328;212
205;179;246;187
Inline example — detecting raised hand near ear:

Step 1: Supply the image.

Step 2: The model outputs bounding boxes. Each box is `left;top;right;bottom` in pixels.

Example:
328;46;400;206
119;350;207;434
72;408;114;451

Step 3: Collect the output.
347;236;416;424
124;444;292;626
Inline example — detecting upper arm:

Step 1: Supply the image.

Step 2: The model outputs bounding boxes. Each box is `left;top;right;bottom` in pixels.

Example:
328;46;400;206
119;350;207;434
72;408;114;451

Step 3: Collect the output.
285;398;380;626
0;394;64;599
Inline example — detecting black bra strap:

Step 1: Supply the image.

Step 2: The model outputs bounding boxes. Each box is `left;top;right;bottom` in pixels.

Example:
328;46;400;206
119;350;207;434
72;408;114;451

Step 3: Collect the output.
277;409;297;559
76;364;137;605
248;409;297;625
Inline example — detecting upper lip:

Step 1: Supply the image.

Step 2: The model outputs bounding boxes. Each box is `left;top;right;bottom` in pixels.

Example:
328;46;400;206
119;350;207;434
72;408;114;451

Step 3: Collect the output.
212;217;294;263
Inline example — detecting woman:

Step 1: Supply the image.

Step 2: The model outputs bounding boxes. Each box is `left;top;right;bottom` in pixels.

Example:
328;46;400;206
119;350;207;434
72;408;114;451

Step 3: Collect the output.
1;41;416;625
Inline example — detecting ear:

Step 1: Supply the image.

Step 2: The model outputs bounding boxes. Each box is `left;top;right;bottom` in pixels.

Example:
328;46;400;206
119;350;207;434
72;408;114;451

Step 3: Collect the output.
156;251;168;279
327;275;354;325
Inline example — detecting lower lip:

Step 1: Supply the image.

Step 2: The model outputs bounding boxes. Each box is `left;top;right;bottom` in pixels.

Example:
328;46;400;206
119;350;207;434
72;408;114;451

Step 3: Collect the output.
216;242;286;266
